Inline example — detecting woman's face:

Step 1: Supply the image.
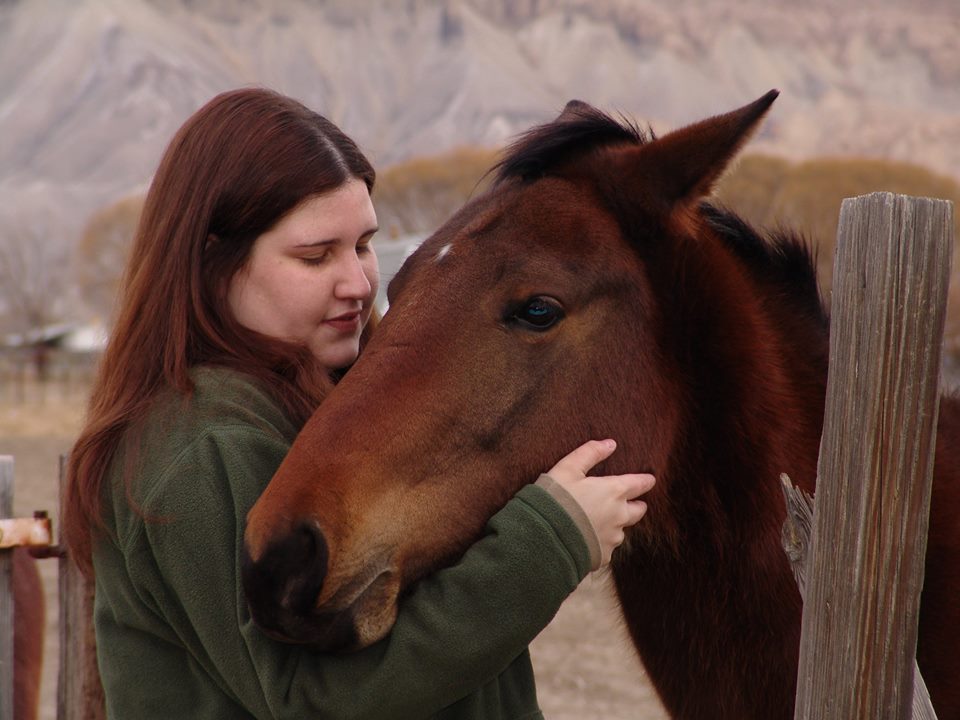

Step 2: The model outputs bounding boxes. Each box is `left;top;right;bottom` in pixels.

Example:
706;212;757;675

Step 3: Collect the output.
228;179;380;371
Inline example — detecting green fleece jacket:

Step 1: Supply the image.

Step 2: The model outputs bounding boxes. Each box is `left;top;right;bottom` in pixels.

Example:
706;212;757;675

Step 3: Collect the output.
93;367;592;719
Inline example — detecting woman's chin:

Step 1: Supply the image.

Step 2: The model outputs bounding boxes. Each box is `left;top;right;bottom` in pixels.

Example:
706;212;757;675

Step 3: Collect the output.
313;341;361;372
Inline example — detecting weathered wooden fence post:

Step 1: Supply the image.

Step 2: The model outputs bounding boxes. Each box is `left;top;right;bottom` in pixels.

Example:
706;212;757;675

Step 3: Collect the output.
0;457;14;720
791;192;953;719
57;455;105;720
781;475;937;720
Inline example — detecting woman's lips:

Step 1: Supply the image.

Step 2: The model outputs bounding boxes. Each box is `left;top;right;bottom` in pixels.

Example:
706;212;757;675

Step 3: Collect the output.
324;311;361;333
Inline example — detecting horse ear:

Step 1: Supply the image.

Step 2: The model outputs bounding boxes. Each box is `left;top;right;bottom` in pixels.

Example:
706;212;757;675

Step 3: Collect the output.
634;89;779;204
555;100;594;123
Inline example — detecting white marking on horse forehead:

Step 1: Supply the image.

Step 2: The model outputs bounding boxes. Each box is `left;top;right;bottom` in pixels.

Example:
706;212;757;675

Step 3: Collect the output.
434;242;453;263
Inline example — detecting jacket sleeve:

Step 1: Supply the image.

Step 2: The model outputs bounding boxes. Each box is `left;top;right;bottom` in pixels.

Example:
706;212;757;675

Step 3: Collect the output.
134;425;592;720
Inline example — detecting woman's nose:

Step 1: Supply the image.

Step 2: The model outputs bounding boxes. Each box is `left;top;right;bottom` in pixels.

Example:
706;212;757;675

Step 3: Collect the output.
335;254;373;300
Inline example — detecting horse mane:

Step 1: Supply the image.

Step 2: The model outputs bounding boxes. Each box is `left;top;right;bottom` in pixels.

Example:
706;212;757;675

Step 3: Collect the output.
493;101;652;184
700;202;828;330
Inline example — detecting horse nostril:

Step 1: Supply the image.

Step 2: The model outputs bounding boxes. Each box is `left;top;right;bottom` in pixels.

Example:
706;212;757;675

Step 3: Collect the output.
242;521;329;629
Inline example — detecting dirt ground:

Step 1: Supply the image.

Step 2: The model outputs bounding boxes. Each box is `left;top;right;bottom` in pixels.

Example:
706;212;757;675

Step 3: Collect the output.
2;385;668;720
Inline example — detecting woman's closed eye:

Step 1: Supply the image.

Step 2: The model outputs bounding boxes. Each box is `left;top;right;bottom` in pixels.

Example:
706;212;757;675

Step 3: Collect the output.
299;250;332;266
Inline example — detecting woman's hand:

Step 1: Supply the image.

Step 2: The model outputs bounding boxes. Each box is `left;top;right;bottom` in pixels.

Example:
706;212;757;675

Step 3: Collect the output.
546;439;655;567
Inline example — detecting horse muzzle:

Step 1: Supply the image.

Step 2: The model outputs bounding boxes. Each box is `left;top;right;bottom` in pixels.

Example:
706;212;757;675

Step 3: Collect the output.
241;520;400;651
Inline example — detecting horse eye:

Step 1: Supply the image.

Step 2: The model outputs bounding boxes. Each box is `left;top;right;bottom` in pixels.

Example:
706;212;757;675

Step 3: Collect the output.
509;296;563;331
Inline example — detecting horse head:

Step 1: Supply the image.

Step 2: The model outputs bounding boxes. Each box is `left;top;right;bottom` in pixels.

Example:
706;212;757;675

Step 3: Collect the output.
242;91;781;651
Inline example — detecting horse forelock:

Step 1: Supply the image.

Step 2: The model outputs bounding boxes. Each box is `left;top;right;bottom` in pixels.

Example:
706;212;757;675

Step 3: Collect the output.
493;103;651;186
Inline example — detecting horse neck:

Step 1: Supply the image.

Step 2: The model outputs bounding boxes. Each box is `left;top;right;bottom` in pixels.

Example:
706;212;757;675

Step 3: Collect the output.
661;226;829;540
613;230;829;718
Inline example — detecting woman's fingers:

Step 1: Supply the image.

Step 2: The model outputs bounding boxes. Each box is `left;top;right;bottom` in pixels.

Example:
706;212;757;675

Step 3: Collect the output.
618;472;656;500
626;499;649;525
542;439;658;568
547;439;617;483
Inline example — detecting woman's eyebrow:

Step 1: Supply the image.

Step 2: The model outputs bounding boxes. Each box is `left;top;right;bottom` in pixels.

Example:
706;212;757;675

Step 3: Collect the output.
293;239;337;249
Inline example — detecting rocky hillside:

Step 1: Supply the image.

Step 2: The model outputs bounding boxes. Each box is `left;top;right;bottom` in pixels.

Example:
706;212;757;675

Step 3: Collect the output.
0;0;957;265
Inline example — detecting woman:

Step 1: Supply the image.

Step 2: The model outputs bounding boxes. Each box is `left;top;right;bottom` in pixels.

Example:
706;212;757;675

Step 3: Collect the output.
63;87;655;719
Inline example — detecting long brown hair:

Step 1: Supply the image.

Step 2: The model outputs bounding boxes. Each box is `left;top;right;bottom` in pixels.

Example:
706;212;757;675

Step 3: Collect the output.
64;87;377;574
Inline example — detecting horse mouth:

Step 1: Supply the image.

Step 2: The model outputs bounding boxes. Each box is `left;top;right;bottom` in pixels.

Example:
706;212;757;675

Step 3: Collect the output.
254;568;400;652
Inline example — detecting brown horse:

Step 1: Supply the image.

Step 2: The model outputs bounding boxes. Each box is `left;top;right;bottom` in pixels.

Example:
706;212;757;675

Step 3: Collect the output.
242;92;960;719
13;548;44;720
